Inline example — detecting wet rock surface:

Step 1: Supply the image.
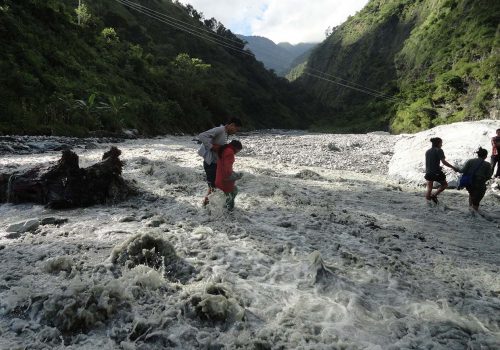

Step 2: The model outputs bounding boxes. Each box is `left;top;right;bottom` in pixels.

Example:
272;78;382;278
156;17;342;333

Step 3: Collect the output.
0;135;126;155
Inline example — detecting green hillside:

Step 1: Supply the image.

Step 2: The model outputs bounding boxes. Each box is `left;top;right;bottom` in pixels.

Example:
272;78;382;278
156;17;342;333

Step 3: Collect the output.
0;0;316;136
298;0;499;133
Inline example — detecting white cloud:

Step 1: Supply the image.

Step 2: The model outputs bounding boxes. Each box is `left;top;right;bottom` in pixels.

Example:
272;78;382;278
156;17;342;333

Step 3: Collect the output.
177;0;369;44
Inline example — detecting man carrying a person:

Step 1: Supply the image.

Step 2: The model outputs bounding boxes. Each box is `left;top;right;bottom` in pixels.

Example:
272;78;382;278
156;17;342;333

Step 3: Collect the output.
197;117;242;206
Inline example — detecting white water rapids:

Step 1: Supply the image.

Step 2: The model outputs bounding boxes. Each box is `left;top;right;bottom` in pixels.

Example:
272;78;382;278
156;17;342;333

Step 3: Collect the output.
0;127;499;349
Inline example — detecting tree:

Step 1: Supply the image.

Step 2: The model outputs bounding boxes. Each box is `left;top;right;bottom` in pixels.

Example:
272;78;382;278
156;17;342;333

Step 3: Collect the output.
101;28;119;43
73;93;102;129
75;0;91;27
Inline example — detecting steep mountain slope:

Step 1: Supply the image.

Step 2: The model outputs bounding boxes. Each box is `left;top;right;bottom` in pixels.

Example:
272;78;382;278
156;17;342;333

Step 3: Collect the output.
286;48;315;82
277;42;317;61
297;0;499;133
0;0;317;136
238;35;316;76
237;35;292;75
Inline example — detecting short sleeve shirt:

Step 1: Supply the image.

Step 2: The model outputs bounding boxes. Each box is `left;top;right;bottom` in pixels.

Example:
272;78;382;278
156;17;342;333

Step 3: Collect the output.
425;147;445;174
461;158;492;187
492;136;500;156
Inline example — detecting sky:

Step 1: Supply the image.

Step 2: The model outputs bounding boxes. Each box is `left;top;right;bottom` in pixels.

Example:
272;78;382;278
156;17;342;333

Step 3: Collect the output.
177;0;370;44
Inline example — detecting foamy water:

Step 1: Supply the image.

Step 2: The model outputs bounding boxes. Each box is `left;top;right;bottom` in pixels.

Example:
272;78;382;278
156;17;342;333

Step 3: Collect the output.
0;130;499;349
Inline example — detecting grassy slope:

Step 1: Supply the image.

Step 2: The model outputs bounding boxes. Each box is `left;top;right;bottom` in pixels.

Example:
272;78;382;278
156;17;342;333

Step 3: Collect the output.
298;0;499;133
0;0;315;136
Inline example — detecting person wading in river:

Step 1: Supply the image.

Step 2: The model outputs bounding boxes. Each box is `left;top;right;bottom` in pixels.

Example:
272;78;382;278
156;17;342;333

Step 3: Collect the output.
490;128;500;178
215;140;243;211
460;147;493;212
424;137;459;203
197;118;242;206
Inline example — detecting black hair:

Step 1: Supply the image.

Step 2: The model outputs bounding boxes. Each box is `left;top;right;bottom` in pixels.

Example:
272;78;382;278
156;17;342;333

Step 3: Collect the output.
218;140;243;156
476;147;488;158
496;128;500;132
227;117;242;127
430;137;442;147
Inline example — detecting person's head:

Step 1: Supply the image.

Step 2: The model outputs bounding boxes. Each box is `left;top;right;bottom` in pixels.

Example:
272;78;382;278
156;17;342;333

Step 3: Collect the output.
476;147;488;159
225;117;242;135
496;128;500;136
218;140;243;156
229;139;243;154
430;137;443;148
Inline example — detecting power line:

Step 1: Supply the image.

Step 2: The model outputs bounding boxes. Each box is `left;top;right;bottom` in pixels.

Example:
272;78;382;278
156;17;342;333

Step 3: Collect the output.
303;72;399;102
114;0;400;102
115;0;254;56
306;67;397;99
118;0;245;47
116;0;251;55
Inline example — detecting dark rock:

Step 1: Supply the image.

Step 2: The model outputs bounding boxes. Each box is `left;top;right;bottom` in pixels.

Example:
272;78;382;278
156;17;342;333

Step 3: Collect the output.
118;216;136;223
6;219;40;235
40;217;68;226
366;222;382;229
0;147;135;208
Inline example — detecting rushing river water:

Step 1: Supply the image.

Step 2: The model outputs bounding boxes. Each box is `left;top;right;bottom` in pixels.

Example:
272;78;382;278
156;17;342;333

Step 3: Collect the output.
0;132;499;349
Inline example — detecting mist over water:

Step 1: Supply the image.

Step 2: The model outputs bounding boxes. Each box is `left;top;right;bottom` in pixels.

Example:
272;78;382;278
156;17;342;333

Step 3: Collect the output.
1;131;499;349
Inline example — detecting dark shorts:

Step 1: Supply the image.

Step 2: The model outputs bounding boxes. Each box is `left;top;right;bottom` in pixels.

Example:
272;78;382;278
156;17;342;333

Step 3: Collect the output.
203;161;217;189
467;186;486;206
425;171;446;183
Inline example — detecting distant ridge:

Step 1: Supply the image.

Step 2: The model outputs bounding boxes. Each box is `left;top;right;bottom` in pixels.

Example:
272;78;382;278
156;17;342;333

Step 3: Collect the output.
237;35;316;76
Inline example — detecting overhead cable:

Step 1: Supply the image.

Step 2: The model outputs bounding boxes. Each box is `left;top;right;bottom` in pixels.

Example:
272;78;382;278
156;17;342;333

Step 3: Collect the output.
303;72;399;102
305;67;398;100
114;0;399;101
115;0;254;56
118;0;245;47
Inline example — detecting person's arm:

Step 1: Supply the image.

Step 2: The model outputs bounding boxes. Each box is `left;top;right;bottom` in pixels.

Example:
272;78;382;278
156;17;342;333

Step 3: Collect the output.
441;159;459;172
459;160;471;174
198;127;223;151
228;172;243;181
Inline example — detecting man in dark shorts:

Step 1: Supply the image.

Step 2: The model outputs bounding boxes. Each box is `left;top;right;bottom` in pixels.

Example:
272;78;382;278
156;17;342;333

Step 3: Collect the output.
425;137;459;203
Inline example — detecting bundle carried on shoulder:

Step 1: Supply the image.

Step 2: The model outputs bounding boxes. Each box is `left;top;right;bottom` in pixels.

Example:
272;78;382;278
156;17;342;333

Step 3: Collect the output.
457;174;473;189
457;159;484;190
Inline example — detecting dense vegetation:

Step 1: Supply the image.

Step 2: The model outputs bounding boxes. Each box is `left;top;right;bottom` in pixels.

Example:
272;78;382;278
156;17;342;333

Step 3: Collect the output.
0;0;317;136
298;0;499;133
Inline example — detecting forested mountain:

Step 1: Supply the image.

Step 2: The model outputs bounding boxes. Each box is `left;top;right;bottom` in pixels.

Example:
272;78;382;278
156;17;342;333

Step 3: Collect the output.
0;0;318;136
297;0;499;133
237;35;316;76
278;42;317;59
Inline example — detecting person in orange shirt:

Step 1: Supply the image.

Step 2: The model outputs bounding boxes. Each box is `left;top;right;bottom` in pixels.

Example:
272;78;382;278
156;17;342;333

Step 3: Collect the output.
215;140;243;211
